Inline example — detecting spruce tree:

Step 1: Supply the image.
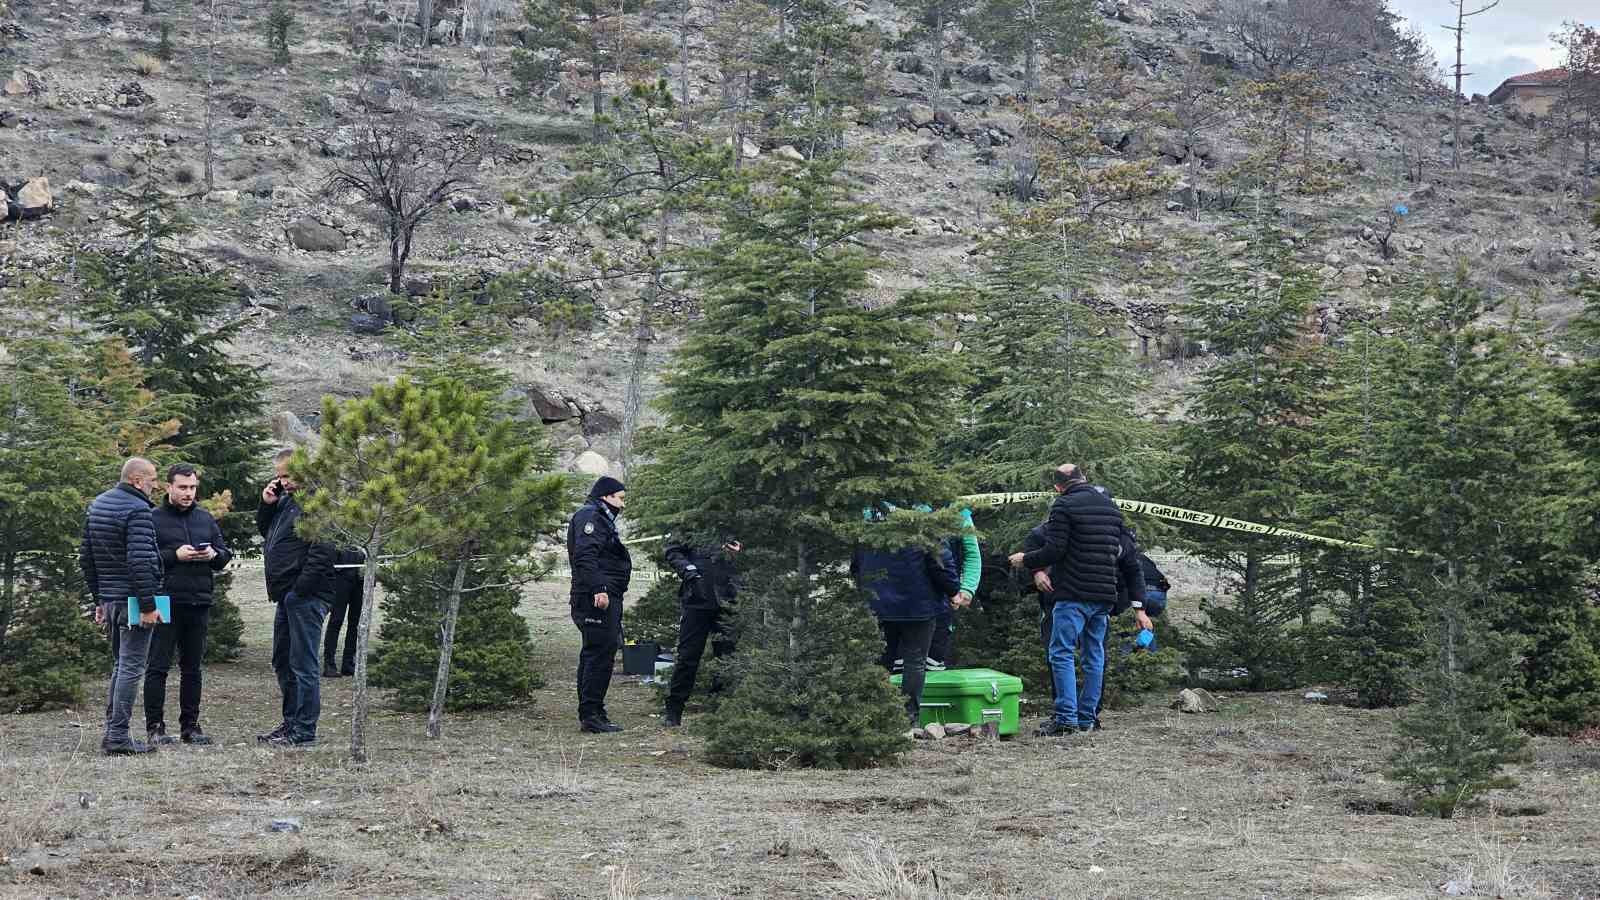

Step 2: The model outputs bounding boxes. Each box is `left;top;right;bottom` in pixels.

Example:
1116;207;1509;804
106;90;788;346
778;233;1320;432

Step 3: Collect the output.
1303;310;1424;708
1172;222;1332;690
0;280;182;709
1372;271;1598;736
1375;271;1584;812
632;157;968;768
81;173;270;663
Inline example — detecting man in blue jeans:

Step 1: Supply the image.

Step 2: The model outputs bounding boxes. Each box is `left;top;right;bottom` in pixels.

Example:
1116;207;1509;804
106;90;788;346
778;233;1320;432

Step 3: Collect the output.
81;457;166;755
1009;464;1140;737
256;448;337;747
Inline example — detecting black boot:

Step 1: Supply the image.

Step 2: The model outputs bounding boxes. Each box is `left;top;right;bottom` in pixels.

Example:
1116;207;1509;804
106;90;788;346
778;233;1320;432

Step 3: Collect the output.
146;723;178;746
580;719;623;733
103;737;156;755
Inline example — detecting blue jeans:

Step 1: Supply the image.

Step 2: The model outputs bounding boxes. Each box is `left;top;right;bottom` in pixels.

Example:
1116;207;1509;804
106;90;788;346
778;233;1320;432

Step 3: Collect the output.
1048;600;1108;728
272;591;328;739
103;601;154;744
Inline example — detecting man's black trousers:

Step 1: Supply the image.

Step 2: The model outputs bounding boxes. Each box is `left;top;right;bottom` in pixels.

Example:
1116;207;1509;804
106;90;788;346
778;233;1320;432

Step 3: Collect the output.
144;604;210;733
571;596;623;723
666;605;735;714
324;574;362;674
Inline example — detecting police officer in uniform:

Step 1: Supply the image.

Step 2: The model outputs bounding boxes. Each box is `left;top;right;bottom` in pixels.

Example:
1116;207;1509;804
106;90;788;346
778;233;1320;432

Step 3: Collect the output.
661;536;743;727
566;476;632;733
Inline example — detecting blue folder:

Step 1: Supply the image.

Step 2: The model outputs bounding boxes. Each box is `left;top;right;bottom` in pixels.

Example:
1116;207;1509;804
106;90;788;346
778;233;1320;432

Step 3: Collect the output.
127;595;172;624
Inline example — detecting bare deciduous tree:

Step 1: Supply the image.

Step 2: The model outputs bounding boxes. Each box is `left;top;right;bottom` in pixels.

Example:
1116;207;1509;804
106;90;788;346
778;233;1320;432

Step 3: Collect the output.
202;0;226;193
1444;0;1499;172
322;95;487;295
1219;0;1379;77
1553;21;1600;193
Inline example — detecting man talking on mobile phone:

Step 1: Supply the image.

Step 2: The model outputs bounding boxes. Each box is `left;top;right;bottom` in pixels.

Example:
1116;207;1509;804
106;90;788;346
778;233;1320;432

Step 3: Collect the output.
146;463;232;746
255;448;337;747
80;457;166;755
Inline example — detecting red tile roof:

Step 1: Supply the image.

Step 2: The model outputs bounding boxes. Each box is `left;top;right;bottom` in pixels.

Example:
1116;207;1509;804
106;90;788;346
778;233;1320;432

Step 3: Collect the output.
1501;68;1569;86
1488;68;1569;103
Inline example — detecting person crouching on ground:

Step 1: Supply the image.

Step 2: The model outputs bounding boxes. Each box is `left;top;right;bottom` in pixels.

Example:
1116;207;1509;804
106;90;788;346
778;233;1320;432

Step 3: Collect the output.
661;535;743;728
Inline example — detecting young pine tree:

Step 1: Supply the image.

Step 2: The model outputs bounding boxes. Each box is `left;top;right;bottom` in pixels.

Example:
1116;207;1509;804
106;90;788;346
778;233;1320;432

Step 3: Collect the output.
80;173;271;663
514;0;667;136
369;377;568;736
632;158;969;768
889;0;973;114
265;2;295;65
292;378;492;762
540;81;730;472
966;0;1098;98
1172;223;1332;690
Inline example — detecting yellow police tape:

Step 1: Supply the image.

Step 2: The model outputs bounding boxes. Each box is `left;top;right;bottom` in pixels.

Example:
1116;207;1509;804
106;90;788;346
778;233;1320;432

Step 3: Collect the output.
955;491;1376;551
216;492;1377;580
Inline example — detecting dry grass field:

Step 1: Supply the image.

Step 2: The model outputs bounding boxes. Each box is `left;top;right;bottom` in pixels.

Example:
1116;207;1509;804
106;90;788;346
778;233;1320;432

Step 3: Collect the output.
3;571;1598;899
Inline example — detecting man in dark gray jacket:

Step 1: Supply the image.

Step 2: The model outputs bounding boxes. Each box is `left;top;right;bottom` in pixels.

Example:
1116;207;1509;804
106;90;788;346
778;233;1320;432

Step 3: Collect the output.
255;448;336;747
80;457;165;755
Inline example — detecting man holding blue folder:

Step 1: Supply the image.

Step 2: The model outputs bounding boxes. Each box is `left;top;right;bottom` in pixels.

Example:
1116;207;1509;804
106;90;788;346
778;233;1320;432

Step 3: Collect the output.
80;457;166;755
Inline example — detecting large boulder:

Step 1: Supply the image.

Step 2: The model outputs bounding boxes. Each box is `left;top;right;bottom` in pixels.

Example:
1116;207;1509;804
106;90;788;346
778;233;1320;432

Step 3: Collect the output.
960;63;997;84
271;410;319;448
1115;1;1155;26
893;54;926;75
357;80;394;111
349;313;388;334
17;177;52;218
571;450;610;476
79;163;130;188
287;217;348;252
527;386;578;423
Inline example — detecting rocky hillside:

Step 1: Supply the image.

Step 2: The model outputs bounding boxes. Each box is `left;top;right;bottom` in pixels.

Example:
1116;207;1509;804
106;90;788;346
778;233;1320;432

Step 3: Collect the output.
2;0;1596;475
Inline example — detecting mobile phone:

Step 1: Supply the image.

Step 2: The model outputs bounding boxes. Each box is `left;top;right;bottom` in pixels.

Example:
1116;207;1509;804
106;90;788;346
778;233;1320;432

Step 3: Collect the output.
194;542;211;551
269;480;284;497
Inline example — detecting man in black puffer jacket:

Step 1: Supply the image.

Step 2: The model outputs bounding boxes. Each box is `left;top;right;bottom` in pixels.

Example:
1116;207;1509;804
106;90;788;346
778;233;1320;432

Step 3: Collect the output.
567;476;632;734
661;536;743;727
255;448;337;747
1009;464;1131;737
80;457;165;755
145;463;232;746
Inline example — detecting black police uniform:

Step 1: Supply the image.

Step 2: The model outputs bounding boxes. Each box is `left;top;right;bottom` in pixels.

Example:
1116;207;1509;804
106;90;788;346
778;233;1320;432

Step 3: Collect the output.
566;495;632;726
662;541;740;718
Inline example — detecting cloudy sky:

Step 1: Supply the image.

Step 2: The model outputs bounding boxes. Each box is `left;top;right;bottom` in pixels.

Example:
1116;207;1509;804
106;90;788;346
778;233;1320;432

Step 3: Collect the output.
1386;1;1588;96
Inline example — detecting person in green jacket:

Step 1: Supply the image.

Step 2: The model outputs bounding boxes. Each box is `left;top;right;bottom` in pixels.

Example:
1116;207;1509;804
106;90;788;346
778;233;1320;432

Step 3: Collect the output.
926;508;980;671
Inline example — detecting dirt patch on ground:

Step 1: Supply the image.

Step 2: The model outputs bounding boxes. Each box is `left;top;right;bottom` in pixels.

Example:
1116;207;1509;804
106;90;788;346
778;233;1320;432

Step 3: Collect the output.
2;571;1597;898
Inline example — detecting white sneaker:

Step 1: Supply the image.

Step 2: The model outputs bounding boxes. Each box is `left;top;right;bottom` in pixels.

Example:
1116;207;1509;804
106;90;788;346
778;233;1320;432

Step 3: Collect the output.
926;658;947;672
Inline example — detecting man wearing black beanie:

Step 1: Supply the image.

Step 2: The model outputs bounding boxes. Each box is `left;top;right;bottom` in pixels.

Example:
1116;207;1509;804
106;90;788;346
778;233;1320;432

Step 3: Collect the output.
566;476;632;733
